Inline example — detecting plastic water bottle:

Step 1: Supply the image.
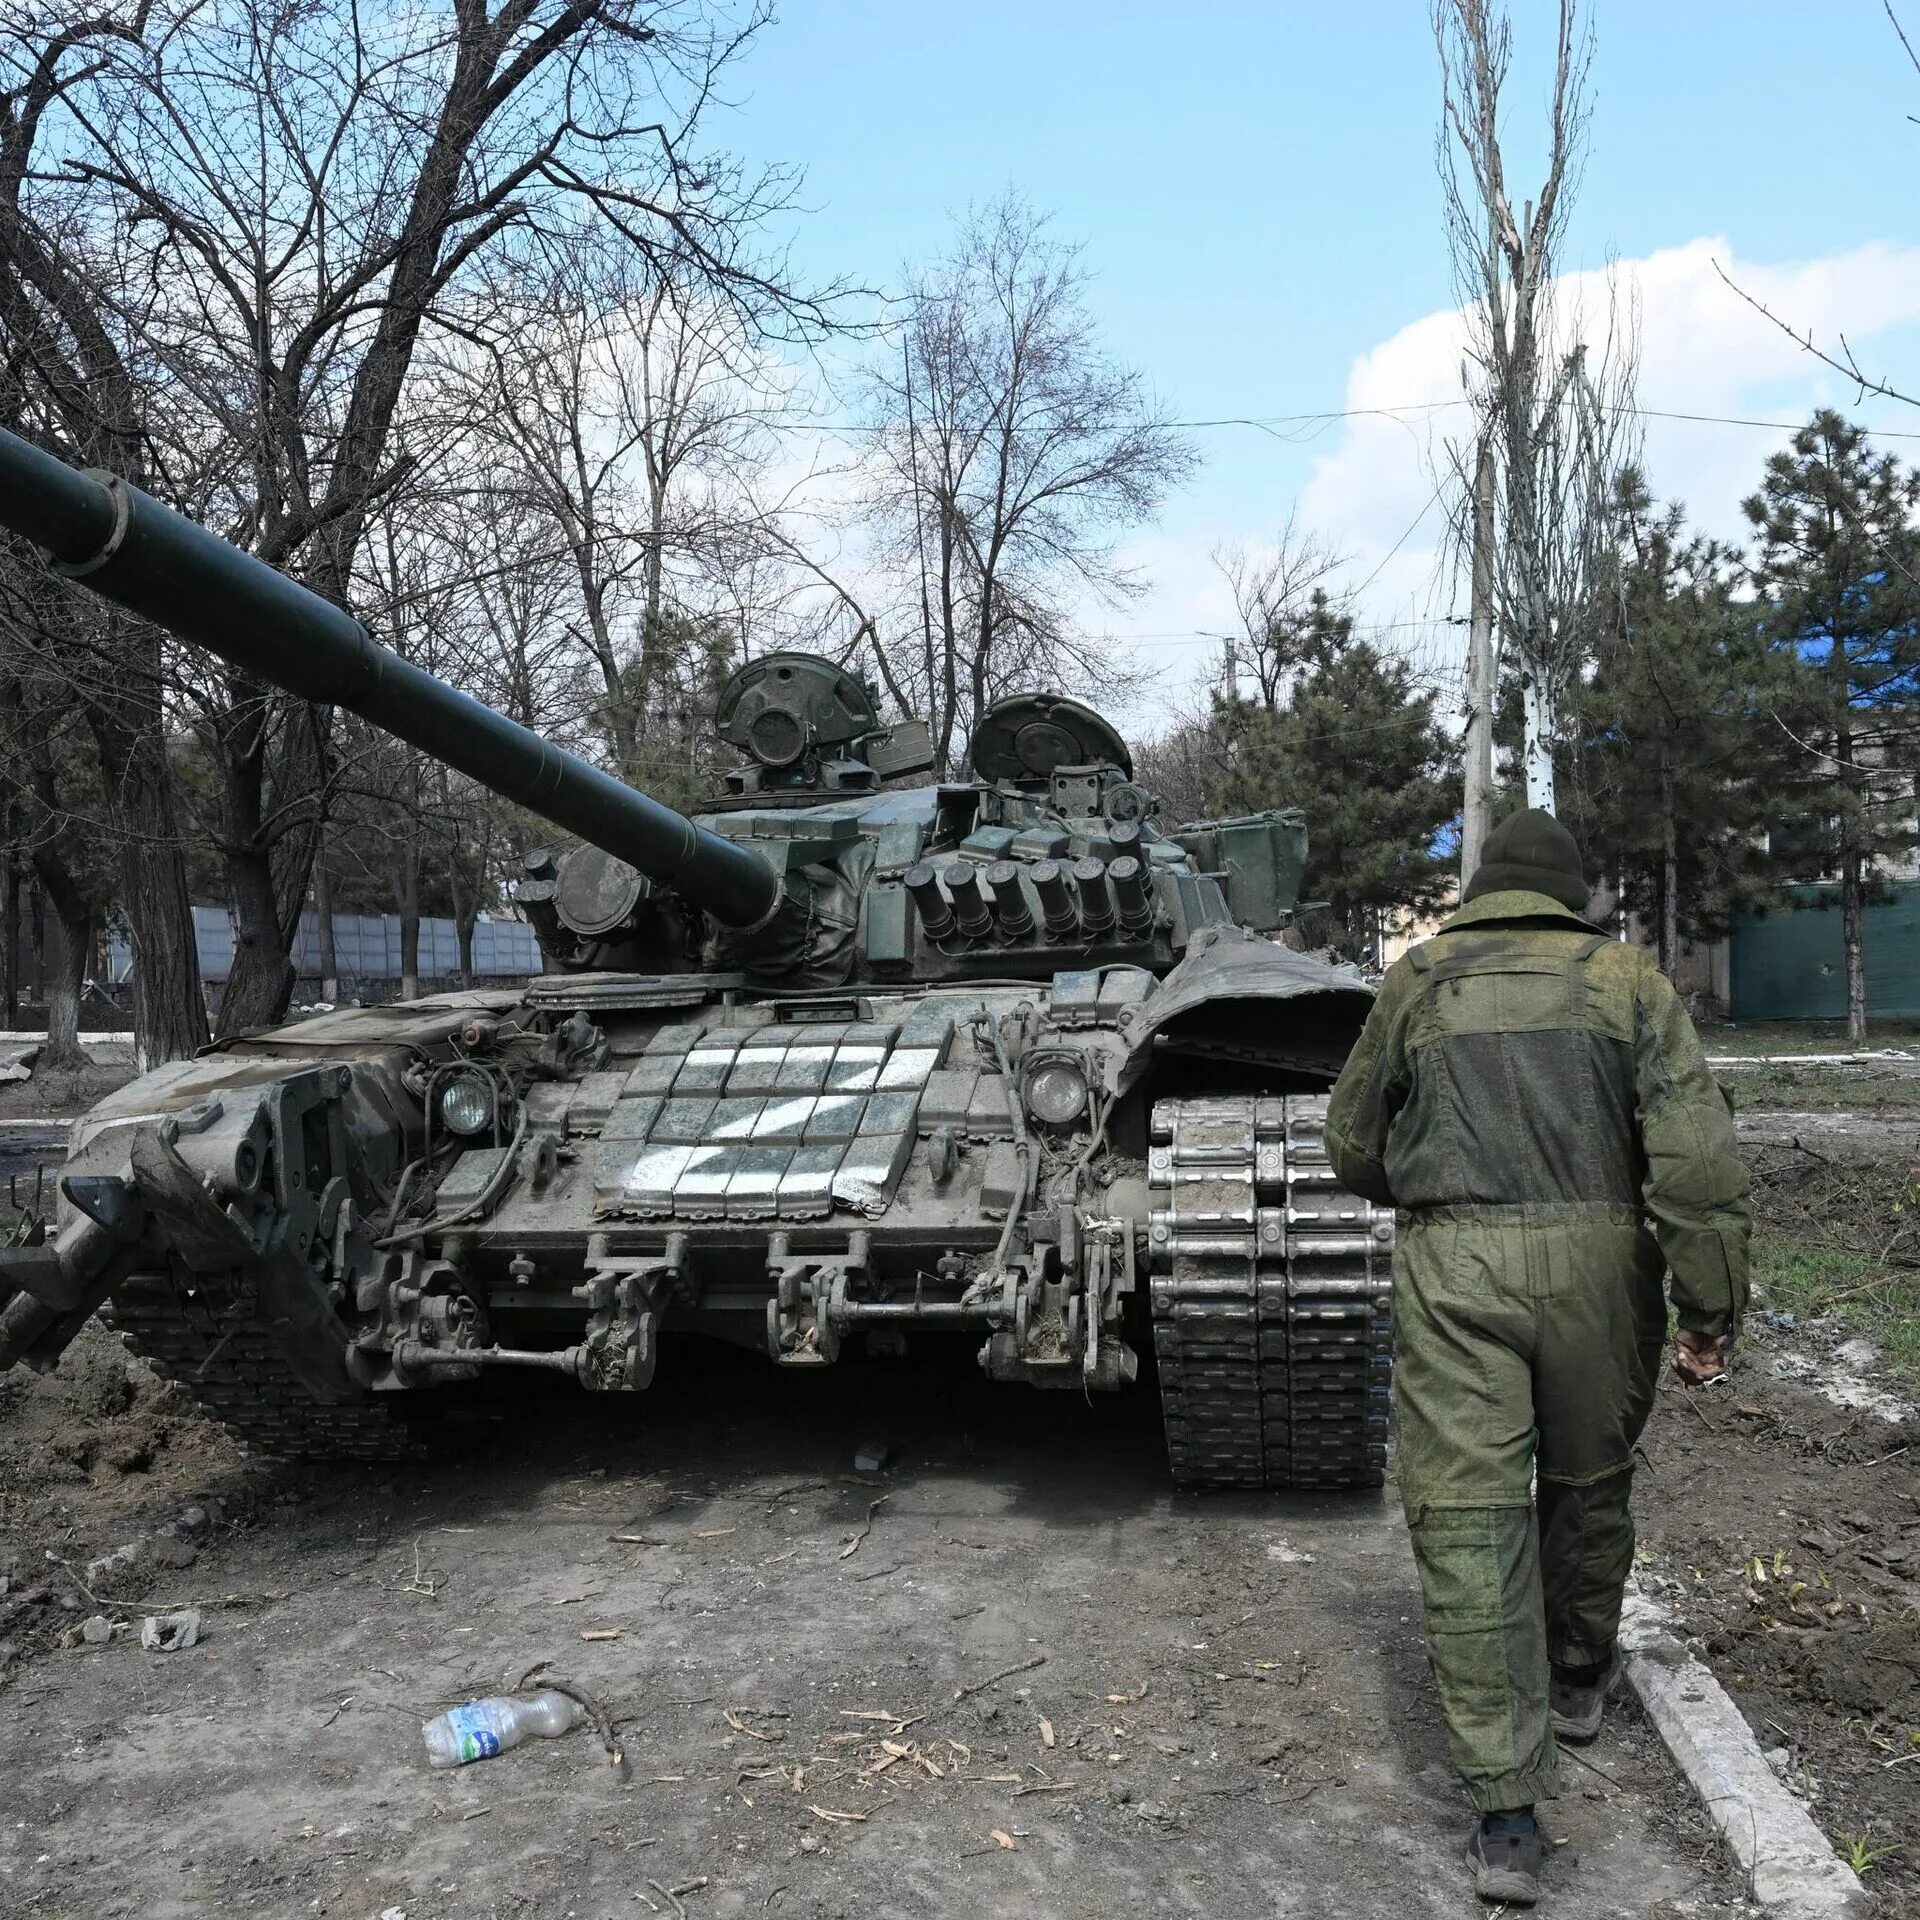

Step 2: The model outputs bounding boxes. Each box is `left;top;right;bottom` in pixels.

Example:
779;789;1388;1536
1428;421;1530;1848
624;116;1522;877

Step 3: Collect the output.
421;1690;582;1768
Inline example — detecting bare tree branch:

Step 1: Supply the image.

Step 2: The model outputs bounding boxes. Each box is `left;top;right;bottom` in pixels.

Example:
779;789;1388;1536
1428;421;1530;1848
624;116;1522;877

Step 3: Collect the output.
1434;0;1640;812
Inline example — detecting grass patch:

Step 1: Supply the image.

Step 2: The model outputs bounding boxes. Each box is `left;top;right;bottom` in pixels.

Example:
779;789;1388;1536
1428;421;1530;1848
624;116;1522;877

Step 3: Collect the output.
1733;1070;1920;1111
1703;1017;1920;1058
1753;1236;1920;1380
1750;1145;1920;1381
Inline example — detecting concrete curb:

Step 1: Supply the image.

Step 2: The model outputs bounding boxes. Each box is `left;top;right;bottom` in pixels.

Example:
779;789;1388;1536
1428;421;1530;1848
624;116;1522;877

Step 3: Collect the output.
0;1031;135;1043
1621;1591;1870;1916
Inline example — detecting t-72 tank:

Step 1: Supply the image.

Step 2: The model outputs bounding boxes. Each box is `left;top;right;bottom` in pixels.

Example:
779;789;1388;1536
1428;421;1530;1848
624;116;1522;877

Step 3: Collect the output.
0;425;1391;1489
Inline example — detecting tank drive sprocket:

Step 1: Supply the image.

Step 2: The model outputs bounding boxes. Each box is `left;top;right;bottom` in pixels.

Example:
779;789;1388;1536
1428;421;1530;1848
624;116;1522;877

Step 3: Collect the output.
1148;1094;1393;1490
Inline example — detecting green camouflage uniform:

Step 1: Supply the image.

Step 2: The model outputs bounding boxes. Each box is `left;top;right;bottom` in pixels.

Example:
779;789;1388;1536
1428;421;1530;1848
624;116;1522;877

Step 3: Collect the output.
1326;889;1751;1812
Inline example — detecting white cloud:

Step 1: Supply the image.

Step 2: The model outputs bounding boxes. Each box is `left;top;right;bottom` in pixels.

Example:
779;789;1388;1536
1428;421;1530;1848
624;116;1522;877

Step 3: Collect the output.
1111;236;1920;729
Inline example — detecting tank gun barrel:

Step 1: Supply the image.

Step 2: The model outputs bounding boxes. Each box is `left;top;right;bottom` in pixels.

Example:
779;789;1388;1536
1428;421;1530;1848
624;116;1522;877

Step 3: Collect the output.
0;426;780;928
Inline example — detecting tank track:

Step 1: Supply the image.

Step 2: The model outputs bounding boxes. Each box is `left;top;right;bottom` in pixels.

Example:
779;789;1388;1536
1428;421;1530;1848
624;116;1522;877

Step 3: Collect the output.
1148;1094;1393;1491
103;1269;422;1462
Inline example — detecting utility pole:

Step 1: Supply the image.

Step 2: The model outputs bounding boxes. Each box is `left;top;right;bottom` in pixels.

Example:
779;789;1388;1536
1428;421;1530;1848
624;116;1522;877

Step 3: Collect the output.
1461;433;1497;887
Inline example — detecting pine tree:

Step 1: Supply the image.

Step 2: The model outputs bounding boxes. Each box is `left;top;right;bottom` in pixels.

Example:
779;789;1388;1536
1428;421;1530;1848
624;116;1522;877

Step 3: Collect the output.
1207;595;1459;963
1743;412;1920;1039
1565;472;1792;979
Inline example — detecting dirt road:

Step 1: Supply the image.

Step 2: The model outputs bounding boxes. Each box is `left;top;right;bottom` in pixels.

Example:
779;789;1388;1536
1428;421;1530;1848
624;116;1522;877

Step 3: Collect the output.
0;1335;1747;1920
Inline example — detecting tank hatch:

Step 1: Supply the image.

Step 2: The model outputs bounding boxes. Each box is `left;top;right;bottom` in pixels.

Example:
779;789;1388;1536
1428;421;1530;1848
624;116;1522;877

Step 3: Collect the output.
969;692;1132;788
715;652;933;798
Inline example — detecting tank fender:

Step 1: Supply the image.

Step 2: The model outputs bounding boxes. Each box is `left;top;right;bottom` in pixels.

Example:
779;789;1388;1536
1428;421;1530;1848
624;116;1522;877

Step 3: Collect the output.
1107;925;1374;1092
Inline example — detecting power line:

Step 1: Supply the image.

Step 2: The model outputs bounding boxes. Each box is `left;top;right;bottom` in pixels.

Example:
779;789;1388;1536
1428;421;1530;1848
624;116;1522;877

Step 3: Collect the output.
1051;612;1467;651
779;398;1920;442
1351;479;1449;599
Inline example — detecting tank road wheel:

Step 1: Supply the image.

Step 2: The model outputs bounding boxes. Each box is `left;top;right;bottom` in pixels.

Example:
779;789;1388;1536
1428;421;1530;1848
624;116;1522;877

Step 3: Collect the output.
1147;1095;1394;1492
103;1270;430;1463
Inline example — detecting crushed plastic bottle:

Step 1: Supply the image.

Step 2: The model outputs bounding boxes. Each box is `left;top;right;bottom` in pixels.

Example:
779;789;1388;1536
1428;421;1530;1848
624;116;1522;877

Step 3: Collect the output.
420;1689;582;1768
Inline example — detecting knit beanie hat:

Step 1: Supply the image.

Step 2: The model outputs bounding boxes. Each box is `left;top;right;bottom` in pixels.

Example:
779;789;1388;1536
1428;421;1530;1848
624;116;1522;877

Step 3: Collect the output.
1464;808;1589;913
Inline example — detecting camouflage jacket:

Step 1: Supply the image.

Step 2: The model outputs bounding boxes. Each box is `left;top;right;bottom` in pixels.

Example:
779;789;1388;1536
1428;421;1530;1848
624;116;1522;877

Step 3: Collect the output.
1325;889;1751;1335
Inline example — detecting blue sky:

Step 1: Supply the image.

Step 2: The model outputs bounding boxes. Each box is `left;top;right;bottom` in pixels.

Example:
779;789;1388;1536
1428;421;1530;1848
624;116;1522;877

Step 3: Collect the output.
725;3;1920;723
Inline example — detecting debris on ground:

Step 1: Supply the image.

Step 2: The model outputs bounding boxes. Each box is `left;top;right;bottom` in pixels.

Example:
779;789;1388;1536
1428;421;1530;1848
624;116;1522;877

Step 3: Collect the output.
139;1608;201;1651
421;1689;583;1768
518;1664;628;1777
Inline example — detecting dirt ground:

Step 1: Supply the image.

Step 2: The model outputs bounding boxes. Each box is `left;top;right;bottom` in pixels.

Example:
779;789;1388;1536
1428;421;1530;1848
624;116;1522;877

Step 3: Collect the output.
1621;1131;1920;1908
0;1331;1752;1920
5;1068;1911;1917
0;1055;136;1125
1633;1315;1920;1906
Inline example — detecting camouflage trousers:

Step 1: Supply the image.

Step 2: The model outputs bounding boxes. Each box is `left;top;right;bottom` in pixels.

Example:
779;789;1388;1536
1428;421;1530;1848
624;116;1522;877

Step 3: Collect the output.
1393;1206;1668;1812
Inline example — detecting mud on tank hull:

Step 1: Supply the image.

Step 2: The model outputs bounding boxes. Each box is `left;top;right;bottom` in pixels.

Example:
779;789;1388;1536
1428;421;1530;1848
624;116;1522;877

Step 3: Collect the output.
0;932;1391;1491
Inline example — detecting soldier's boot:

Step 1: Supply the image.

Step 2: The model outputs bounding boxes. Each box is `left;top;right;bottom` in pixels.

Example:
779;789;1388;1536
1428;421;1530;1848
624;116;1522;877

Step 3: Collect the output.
1467;1809;1546;1906
1549;1646;1621;1744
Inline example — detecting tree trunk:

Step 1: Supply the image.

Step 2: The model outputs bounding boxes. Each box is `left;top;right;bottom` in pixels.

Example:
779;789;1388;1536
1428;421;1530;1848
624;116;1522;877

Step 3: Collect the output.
82;625;210;1069
28;882;42;1002
640;478;668;726
1658;746;1680;981
1460;436;1497;888
396;839;421;1003
1829;554;1866;1045
30;851;91;1073
2;839;18;1029
313;846;339;1004
447;858;476;988
215;716;310;1037
1841;854;1867;1043
1521;666;1556;813
221;849;294;1035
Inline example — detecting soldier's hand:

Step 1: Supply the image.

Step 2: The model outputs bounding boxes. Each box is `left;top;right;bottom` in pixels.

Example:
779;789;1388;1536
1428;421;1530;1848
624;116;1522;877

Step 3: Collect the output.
1672;1328;1731;1386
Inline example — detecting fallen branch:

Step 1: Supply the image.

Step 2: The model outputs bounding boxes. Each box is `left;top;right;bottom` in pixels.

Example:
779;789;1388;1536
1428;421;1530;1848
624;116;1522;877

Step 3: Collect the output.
42;1553;285;1617
1559;1742;1624;1791
726;1707;784;1744
518;1663;627;1779
840;1496;889;1560
953;1653;1047;1704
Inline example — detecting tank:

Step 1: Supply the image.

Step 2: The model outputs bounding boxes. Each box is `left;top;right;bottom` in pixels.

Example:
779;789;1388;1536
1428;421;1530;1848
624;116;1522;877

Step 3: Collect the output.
0;425;1393;1490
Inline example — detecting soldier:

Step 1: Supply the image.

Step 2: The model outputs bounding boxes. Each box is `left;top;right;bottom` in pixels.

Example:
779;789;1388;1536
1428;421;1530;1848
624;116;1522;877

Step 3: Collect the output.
1326;809;1750;1907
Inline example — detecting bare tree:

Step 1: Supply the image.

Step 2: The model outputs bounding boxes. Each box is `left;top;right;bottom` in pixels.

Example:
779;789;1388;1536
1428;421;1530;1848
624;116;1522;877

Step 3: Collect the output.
464;238;788;785
861;195;1196;772
0;640;101;1069
0;0;833;1033
1212;517;1349;709
1435;0;1639;813
0;20;209;1065
1131;710;1230;825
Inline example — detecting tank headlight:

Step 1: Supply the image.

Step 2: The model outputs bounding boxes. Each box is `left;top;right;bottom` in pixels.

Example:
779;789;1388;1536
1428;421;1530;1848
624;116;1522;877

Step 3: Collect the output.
1024;1058;1088;1128
439;1072;496;1137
